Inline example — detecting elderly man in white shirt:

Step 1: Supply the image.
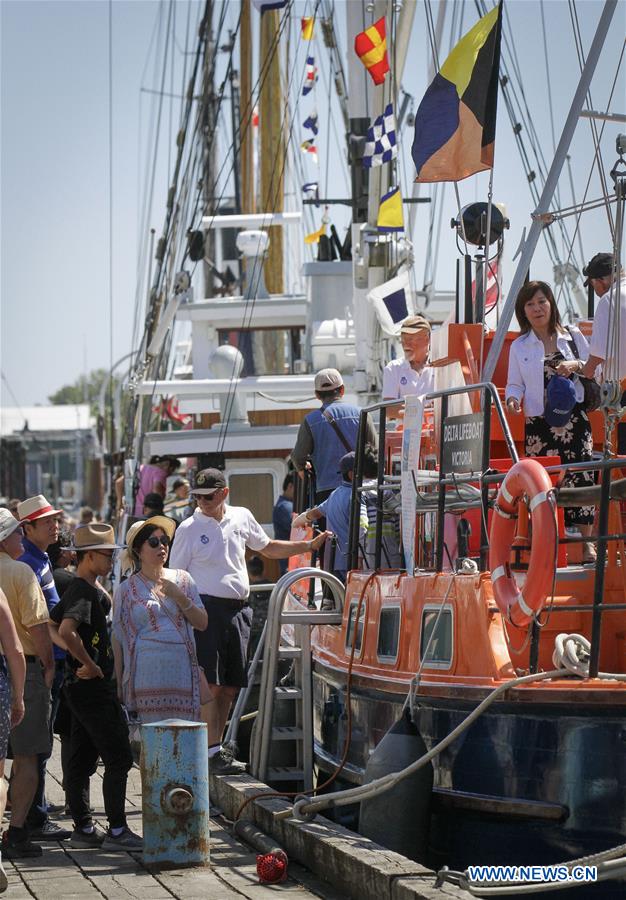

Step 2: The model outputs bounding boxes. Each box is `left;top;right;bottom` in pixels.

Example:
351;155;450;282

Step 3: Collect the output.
580;253;626;382
169;467;329;774
382;315;435;401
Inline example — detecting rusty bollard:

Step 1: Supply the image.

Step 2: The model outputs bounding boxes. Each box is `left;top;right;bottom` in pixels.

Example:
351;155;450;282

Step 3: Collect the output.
141;719;210;868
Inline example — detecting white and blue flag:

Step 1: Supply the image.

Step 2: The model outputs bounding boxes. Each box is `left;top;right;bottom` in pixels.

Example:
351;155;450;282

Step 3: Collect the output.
363;103;398;168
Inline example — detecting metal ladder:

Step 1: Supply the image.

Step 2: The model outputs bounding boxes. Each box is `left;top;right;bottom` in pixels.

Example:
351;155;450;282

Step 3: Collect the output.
240;568;345;791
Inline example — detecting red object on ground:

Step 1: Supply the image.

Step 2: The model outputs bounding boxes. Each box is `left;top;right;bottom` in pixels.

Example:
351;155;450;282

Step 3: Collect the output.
256;850;288;883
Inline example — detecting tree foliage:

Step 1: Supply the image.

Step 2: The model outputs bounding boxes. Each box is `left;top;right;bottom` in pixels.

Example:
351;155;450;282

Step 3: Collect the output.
48;369;120;416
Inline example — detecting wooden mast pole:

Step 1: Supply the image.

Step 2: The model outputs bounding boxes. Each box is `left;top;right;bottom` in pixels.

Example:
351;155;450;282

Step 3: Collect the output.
259;7;285;294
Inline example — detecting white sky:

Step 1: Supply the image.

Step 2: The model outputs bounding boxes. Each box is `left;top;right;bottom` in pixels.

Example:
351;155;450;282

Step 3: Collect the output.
1;0;625;407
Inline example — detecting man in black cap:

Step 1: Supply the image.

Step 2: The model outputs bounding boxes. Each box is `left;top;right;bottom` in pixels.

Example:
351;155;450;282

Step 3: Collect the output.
169;468;330;773
291;368;377;504
581;253;626;380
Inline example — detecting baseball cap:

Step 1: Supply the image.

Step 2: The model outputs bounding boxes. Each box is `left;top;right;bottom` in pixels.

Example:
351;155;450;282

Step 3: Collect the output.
400;315;431;334
0;508;20;542
582;252;613;286
191;467;227;495
544;376;577;428
314;368;344;391
338;451;356;478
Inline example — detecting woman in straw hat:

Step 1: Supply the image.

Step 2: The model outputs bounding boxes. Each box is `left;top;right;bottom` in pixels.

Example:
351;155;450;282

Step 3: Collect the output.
112;517;207;725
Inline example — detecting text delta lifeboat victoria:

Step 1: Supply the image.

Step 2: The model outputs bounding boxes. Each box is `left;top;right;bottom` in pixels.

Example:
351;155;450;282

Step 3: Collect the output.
286;322;626;896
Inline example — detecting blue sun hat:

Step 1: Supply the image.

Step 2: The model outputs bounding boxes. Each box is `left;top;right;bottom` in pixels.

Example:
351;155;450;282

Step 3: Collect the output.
544;375;577;427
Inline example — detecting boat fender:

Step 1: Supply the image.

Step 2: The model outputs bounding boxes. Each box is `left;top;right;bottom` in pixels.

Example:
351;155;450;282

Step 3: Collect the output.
489;459;557;627
358;710;432;863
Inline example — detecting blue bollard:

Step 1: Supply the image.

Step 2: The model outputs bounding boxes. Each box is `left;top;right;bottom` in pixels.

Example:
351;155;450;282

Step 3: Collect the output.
141;719;210;868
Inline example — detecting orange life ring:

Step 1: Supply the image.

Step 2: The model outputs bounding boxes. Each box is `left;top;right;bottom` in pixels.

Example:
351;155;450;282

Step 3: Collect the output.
489;459;557;627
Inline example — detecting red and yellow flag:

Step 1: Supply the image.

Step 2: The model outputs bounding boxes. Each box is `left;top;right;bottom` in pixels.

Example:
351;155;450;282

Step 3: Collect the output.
301;17;314;41
354;17;389;86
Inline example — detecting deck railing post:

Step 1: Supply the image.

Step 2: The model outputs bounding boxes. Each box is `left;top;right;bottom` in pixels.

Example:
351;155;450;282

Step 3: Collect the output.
436;394;449;572
480;389;492;572
374;405;387;570
589;462;612;676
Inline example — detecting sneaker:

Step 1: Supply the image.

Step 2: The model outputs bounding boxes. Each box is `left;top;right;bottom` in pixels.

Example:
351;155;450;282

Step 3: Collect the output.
101;827;143;852
1;832;43;859
29;820;72;842
69;827;106;849
209;747;247;776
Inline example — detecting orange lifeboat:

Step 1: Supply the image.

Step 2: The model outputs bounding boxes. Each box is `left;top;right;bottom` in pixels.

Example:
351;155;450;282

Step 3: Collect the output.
489;459;558;626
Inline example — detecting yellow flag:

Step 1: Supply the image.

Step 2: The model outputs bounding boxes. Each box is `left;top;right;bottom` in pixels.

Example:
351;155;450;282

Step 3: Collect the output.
377;186;404;232
301;17;314;41
304;222;326;244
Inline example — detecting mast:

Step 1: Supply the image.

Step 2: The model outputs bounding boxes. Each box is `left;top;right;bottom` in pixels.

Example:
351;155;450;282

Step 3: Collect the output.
259;7;285;294
483;0;617;382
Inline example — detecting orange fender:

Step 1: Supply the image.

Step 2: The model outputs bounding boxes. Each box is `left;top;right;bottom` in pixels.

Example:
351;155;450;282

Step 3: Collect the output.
489;459;558;627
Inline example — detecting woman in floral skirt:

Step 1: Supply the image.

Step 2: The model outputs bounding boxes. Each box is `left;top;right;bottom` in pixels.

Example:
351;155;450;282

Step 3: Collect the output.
505;280;596;563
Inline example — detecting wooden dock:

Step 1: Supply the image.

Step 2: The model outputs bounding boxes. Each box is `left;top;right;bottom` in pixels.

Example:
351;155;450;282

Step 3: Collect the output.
2;737;340;900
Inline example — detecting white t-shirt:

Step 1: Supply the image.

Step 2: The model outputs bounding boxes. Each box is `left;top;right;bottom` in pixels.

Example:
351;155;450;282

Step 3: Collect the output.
169;506;270;599
382;358;435;399
589;274;626;379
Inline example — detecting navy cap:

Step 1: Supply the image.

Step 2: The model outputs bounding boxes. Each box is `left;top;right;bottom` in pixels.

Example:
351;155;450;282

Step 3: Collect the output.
191;467;227;494
544;376;577;428
582;252;612;286
338;451;356;477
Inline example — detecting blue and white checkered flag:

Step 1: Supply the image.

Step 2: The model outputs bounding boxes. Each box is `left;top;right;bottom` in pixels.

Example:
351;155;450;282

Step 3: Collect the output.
363;103;398;168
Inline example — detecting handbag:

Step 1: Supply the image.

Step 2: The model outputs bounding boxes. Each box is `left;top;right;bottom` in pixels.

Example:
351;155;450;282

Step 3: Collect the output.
567;327;602;411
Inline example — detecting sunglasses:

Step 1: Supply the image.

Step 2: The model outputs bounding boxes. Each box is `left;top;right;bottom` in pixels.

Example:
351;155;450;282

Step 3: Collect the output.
146;535;170;548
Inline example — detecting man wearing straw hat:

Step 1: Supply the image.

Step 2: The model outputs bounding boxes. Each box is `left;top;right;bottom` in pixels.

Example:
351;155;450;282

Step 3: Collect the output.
48;524;141;851
16;495;71;843
0;509;53;859
170;467;330;774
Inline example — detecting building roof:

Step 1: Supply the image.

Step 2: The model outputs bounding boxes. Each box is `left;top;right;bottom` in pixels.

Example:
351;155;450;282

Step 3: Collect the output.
0;405;94;437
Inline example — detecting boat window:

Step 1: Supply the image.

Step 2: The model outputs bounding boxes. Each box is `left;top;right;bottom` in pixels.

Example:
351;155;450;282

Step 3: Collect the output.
228;473;274;524
218;328;303;376
345;600;366;656
420;606;453;668
377;605;401;663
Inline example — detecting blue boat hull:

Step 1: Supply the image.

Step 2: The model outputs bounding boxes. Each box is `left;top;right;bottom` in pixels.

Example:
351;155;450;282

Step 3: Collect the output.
313;665;626;896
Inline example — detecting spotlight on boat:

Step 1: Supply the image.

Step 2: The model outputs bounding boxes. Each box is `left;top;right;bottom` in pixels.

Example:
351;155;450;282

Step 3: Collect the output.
236;229;270;258
451;202;509;247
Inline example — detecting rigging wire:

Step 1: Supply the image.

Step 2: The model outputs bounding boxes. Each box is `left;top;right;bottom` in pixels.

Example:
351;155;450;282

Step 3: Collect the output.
568;0;615;240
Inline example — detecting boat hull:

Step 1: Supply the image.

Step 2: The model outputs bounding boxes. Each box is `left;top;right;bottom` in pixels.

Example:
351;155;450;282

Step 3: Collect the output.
313;661;626;893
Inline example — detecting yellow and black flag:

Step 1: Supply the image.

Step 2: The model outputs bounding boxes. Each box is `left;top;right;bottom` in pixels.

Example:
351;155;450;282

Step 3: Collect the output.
411;2;502;183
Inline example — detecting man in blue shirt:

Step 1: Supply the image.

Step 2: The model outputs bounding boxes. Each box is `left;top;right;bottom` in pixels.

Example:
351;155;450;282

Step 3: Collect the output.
17;495;71;842
272;474;294;575
291;369;377;503
293;453;367;582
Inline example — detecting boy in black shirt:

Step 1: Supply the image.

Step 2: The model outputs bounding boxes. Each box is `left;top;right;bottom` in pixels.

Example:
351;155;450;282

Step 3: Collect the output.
49;524;140;851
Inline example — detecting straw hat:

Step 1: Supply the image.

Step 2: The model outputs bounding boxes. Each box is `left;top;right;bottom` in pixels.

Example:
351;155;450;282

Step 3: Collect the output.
0;509;20;543
18;495;62;523
120;516;176;574
72;523;126;551
125;516;176;553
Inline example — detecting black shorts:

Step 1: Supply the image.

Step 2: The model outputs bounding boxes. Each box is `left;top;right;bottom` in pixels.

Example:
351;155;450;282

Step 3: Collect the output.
195;595;253;689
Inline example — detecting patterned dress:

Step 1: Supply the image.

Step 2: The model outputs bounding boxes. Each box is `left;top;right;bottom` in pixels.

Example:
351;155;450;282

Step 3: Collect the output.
113;569;204;724
524;362;595;526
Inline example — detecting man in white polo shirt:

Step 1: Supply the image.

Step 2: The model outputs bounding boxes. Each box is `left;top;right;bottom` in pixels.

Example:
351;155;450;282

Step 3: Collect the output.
382;314;435;400
169;467;330;773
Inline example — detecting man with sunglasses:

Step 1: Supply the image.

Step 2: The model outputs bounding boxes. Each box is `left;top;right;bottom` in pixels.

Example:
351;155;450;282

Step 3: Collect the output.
48;524;140;851
170;467;330;774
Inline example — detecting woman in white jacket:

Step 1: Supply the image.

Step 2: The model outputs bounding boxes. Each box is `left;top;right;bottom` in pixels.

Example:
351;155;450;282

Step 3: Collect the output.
505;280;596;562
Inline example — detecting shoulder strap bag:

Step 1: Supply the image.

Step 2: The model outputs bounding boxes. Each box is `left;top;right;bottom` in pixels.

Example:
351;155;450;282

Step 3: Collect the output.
567;327;602;411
